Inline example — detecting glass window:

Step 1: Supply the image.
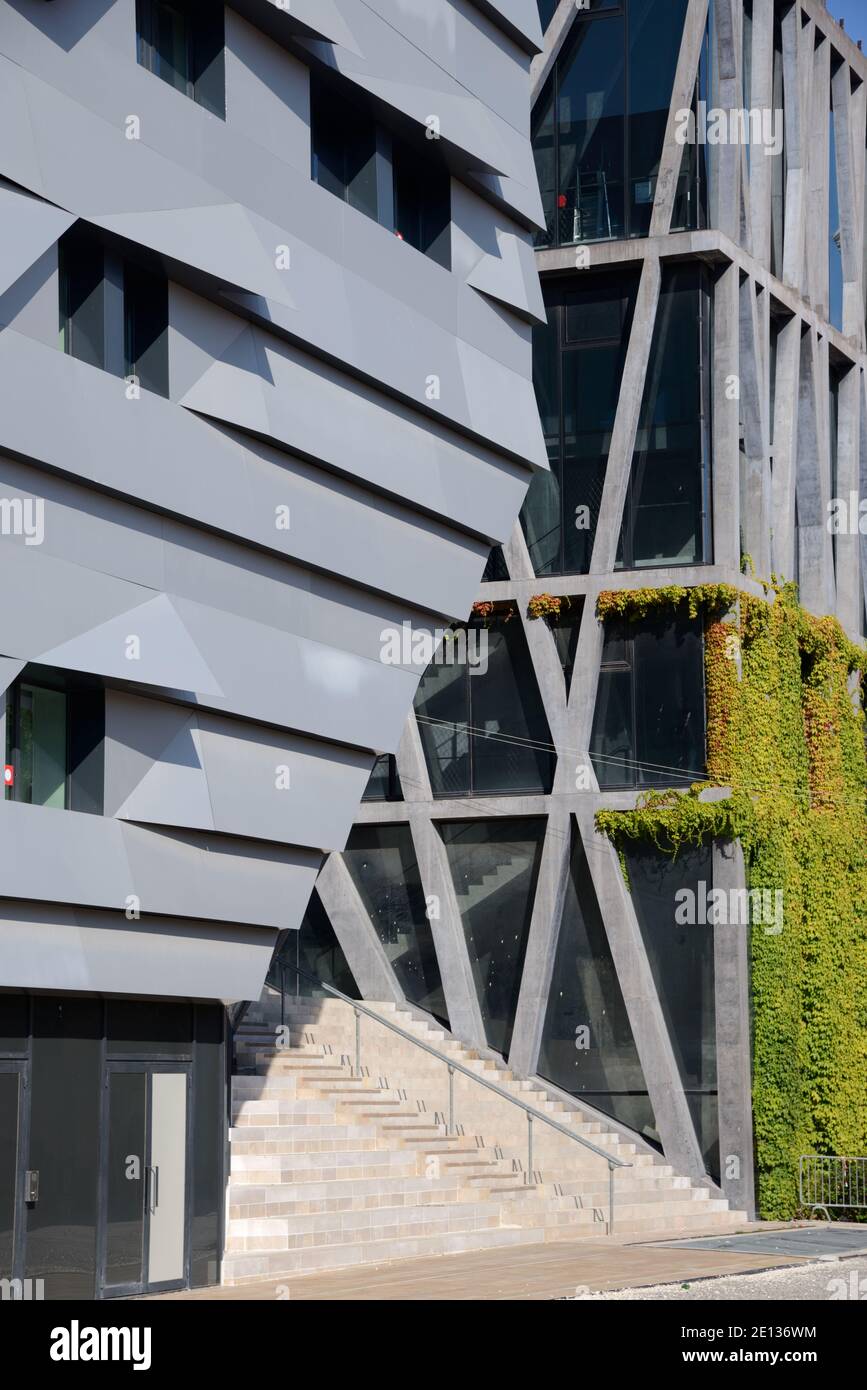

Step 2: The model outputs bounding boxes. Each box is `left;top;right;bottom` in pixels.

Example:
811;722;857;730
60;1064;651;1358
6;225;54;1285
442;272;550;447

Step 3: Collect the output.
311;74;451;267
393;138;451;269
414;615;554;796
522;273;638;576
624;839;719;1179
59;227;169;397
618;264;711;569
538;831;658;1143
533;0;692;248
361;754;403;802
272;891;360;999
342;825;448;1025
136;0;225;117
5;675;105;814
441;818;545;1055
124;263;169;398
59;227;105;370
547;597;583;695
590;615;706;789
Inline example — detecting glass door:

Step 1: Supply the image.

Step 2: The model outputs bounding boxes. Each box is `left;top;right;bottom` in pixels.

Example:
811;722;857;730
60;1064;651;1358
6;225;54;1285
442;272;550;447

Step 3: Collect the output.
100;1063;190;1297
0;1063;27;1289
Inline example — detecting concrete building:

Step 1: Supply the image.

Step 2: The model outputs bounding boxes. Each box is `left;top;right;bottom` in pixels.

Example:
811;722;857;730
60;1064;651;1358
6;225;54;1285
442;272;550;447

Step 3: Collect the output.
276;0;867;1272
0;0;544;1297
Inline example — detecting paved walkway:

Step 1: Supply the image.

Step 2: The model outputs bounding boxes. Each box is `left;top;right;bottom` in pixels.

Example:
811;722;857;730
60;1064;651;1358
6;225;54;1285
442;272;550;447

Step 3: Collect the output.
151;1237;809;1302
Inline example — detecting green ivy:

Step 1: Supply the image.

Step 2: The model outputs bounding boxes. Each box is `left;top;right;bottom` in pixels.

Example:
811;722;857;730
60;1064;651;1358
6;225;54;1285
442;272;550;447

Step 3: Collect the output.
594;581;867;1218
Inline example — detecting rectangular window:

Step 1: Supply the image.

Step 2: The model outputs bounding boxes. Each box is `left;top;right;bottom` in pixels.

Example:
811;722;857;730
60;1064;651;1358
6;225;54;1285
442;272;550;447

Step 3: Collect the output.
361;754;402;802
59;226;169;398
136;0;225;118
5;675;105;814
590;615;706;789
310;73;451;268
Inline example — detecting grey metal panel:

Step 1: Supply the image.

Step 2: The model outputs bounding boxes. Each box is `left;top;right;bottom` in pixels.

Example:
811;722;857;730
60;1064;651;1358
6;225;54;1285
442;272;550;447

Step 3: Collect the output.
0;180;74;298
0;898;275;1003
0;800;320;931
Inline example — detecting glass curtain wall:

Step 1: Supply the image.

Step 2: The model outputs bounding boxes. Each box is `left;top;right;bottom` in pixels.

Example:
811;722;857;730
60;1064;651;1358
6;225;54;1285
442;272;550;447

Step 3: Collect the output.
538;831;659;1142
590;615;706;789
624;840;719;1179
522;273;638;576
342;825;448;1025
414;616;554;796
617;263;712;569
533;0;692;248
441;819;545;1054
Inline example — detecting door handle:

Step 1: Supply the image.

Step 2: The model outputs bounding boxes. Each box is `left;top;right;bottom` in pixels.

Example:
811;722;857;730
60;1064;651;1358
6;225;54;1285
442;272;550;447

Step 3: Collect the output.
25;1170;39;1204
151;1165;159;1213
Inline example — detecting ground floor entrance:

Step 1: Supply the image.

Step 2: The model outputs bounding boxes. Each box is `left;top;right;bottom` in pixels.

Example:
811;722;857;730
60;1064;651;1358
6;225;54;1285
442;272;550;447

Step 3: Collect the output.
0;993;226;1300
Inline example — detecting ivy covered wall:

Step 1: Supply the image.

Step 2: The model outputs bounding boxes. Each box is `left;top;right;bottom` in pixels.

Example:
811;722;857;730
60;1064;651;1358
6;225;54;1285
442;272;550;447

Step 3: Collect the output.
595;582;867;1218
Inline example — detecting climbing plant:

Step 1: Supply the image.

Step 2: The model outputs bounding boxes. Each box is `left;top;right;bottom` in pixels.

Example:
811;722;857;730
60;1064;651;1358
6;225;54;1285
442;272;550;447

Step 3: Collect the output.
594;580;867;1218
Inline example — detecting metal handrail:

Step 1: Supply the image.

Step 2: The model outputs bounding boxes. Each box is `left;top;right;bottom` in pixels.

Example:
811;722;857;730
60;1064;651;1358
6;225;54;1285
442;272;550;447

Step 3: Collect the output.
263;960;631;1234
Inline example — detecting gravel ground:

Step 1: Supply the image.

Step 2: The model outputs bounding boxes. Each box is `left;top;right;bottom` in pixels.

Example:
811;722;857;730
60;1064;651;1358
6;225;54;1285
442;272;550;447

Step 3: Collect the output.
572;1258;867;1300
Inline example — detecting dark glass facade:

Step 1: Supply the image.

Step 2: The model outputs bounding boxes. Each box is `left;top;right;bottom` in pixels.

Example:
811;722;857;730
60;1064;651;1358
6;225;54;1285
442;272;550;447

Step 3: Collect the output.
441;818;545;1054
272;891;360;1000
590;614;706;789
523;272;638;575
343;825;448;1025
538;832;658;1142
617;264;712;569
361;754;403;803
5;671;105;815
414;616;554;796
532;0;692;248
625;840;719;1179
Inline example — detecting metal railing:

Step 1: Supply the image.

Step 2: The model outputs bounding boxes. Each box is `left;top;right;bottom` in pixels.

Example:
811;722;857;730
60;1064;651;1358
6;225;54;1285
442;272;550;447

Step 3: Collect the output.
261;960;631;1234
799;1155;867;1219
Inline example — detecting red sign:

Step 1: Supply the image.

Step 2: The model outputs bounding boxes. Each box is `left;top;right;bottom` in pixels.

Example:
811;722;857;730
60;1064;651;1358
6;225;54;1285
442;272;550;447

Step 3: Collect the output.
4;765;13;787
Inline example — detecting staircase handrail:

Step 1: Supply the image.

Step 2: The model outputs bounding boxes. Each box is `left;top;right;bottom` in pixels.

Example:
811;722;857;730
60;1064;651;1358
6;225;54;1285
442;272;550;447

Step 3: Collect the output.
261;960;631;1233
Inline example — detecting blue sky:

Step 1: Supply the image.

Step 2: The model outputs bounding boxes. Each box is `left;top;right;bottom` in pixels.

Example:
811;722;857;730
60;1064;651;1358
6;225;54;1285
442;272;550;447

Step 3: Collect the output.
827;0;866;48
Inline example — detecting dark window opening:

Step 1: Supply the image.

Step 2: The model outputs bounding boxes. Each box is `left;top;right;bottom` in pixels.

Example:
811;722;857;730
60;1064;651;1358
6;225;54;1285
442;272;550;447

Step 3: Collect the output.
59;226;169;398
270;891;360;999
522;271;639;576
5;670;105;815
617;263;712;570
311;73;451;268
136;0;225;118
361;754;403;803
589;614;706;789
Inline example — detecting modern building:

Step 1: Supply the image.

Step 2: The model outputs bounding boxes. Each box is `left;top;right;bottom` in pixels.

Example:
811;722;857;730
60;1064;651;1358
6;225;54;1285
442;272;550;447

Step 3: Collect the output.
299;0;867;1245
0;1;545;1297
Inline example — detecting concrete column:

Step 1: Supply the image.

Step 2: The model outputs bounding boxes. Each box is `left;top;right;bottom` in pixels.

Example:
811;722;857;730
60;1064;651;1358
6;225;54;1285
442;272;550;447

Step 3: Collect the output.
315;853;403;1004
738;274;772;576
748;0;775;267
835;364;862;637
770;312;801;580
649;0;710;239
712;837;757;1217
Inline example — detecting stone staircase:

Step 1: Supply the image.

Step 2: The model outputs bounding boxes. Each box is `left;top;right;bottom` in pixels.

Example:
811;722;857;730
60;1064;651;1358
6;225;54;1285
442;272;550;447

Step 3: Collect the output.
223;993;748;1284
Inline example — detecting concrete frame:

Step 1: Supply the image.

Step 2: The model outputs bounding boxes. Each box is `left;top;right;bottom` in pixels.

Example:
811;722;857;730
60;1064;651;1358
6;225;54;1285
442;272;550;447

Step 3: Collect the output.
315;0;867;1217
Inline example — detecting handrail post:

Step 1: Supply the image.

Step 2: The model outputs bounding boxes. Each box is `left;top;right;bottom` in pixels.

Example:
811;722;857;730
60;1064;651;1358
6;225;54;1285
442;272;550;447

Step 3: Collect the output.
526;1112;533;1185
354;1008;361;1078
608;1161;615;1236
448;1065;455;1135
